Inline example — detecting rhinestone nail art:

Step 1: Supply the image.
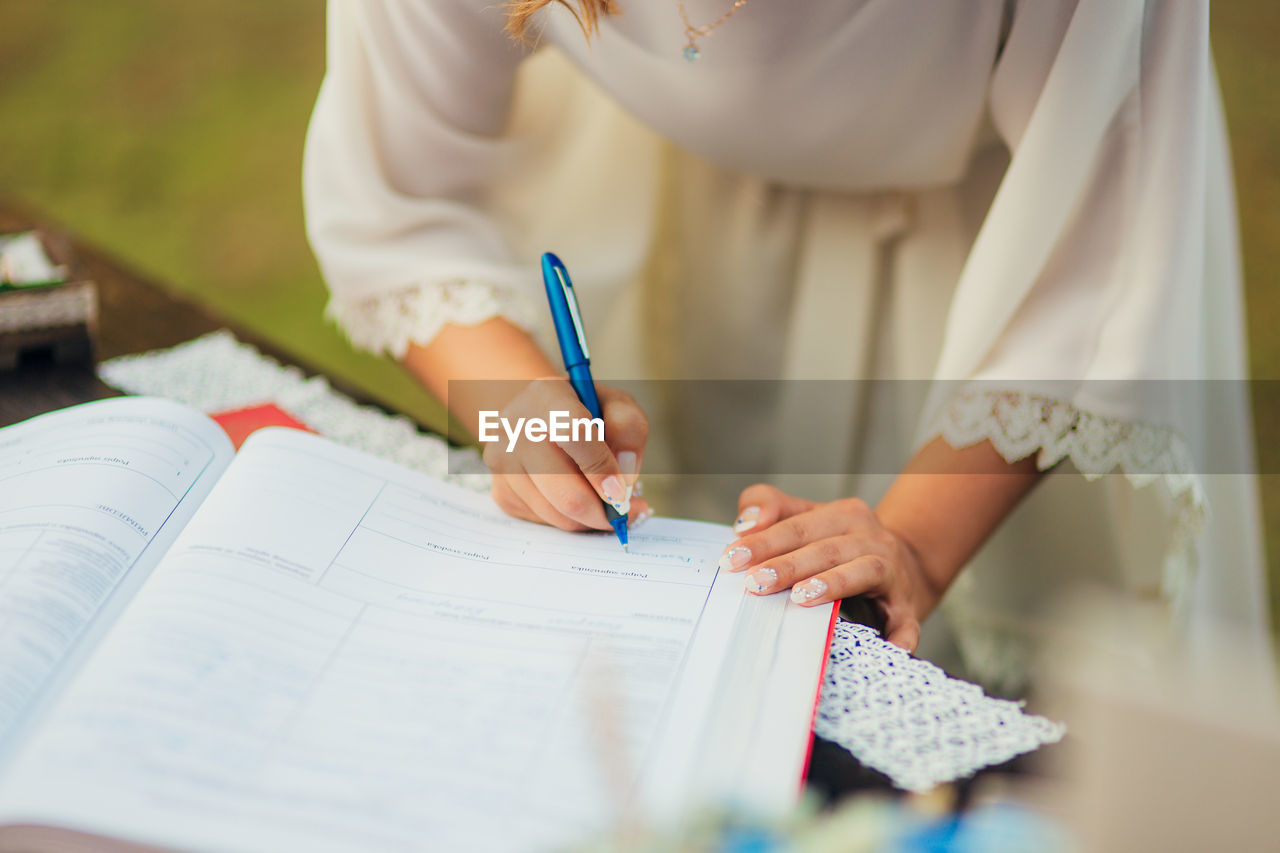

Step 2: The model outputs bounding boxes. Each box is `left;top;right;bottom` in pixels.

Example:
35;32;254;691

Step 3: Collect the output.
718;545;751;573
734;506;760;534
790;578;828;604
746;567;777;593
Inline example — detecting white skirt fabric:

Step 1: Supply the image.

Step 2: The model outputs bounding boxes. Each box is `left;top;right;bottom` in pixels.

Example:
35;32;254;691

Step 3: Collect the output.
476;50;1275;695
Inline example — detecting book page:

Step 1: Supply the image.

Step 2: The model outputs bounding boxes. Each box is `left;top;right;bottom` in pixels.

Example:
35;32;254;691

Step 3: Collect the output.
0;428;832;852
0;397;233;763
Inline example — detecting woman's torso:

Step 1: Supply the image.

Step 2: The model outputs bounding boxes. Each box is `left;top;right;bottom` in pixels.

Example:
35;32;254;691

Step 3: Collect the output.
538;0;1010;190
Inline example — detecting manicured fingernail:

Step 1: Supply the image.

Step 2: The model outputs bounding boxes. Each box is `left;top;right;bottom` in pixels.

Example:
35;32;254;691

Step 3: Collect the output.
617;451;638;478
602;476;629;513
746;567;777;594
632;479;644;497
616;453;639;504
629;507;653;529
790;578;828;605
734;506;760;534
717;546;752;573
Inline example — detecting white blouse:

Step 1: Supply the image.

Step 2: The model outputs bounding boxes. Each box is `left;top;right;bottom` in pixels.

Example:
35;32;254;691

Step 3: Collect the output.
305;0;1217;384
302;0;1273;689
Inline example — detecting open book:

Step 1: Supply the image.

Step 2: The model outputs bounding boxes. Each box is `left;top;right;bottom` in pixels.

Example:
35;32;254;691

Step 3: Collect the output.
0;397;836;853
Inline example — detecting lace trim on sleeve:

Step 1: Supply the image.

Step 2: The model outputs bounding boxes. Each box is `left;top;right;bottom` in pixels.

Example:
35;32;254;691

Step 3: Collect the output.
325;279;539;360
931;389;1208;607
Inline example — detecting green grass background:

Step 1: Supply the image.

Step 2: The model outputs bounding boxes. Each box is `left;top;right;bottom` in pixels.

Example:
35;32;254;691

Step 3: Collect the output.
2;1;1278;626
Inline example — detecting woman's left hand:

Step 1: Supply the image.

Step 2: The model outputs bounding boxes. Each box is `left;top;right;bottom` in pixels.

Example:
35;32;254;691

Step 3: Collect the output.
718;484;936;651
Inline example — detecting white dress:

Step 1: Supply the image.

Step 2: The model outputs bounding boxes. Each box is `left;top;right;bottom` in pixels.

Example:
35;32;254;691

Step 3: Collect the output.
302;0;1273;694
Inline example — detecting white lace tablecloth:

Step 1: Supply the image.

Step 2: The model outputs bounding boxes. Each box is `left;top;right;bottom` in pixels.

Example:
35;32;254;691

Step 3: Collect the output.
99;331;1065;792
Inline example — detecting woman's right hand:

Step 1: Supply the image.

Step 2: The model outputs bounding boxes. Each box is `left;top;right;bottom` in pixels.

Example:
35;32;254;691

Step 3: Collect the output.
402;317;650;531
483;377;650;531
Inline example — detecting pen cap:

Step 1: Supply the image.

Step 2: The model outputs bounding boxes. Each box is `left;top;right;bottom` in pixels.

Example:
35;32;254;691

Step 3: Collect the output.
542;252;590;369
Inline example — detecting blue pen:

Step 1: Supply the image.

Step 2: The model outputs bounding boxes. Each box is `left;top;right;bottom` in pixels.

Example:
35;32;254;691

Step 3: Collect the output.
541;251;629;552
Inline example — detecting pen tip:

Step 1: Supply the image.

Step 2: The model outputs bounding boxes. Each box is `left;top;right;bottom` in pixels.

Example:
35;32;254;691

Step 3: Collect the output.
610;516;629;553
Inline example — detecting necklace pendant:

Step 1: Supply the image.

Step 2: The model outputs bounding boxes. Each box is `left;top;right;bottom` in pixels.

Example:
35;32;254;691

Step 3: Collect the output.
678;0;749;62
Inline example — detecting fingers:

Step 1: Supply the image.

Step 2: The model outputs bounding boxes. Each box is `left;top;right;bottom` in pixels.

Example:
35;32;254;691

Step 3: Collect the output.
493;470;652;535
490;476;538;525
718;488;924;654
491;470;594;532
529;465;611;531
627;497;653;529
884;619;921;652
484;379;651;528
742;535;873;595
503;472;593;532
781;553;889;602
484;408;610;531
537;396;628;514
786;554;921;652
722;498;873;574
598;386;647;491
530;381;644;516
733;483;815;535
526;446;649;532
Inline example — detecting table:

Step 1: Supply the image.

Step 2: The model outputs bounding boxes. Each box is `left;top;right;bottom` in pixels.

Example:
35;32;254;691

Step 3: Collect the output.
0;205;394;429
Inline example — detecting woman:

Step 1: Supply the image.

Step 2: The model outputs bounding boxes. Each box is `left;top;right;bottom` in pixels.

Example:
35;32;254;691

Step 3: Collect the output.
303;0;1272;693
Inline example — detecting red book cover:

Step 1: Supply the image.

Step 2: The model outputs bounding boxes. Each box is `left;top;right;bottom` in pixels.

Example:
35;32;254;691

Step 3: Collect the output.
799;603;841;788
211;403;314;450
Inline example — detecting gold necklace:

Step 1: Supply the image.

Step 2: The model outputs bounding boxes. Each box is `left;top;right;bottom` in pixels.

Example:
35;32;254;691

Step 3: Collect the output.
676;0;749;62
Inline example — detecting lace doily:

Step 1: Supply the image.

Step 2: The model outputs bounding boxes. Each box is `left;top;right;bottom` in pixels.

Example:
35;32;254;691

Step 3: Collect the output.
326;279;539;359
97;330;489;490
933;389;1207;606
99;330;307;412
815;620;1066;793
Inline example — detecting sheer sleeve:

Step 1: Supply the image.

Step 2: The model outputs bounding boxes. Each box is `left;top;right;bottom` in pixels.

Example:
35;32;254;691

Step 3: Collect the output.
922;0;1241;602
935;1;1215;392
303;0;539;357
